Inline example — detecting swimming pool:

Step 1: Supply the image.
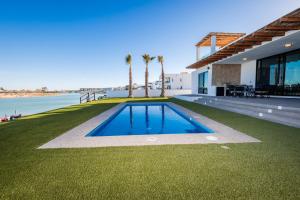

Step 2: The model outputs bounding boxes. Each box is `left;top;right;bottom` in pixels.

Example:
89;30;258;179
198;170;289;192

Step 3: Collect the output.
87;103;213;137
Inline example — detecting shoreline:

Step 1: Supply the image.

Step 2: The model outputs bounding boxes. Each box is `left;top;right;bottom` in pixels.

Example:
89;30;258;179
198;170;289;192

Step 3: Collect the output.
0;92;63;99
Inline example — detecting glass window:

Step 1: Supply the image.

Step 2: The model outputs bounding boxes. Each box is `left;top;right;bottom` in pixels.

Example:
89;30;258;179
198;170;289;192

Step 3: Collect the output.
198;71;208;94
257;56;281;87
256;49;299;96
285;51;300;85
269;64;276;85
284;50;300;96
204;72;208;88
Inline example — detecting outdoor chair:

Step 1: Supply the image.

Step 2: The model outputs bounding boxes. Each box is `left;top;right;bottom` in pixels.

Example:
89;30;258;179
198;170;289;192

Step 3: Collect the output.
254;86;270;98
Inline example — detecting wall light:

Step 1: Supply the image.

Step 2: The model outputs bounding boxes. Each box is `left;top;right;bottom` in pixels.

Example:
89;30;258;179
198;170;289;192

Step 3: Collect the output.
242;57;247;61
284;42;293;48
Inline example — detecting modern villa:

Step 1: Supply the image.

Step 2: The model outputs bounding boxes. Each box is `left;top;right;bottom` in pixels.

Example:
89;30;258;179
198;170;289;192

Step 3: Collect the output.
188;8;300;97
1;2;300;199
161;72;191;90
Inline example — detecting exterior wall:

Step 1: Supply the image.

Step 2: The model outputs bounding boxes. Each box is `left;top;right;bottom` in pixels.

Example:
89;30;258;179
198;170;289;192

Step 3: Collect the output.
191;64;216;96
212;64;241;86
162;72;191;90
191;70;199;94
106;89;192;98
240;60;256;87
191;62;257;96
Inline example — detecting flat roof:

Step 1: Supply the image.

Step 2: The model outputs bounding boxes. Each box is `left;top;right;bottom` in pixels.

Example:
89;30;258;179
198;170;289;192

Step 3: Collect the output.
187;8;300;69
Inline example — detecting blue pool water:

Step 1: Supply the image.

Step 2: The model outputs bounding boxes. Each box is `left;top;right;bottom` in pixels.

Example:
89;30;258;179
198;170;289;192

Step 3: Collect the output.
87;103;213;137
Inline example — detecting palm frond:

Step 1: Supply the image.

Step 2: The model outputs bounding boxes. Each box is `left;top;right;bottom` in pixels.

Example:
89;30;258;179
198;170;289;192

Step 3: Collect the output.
142;54;150;64
125;54;132;65
157;55;164;63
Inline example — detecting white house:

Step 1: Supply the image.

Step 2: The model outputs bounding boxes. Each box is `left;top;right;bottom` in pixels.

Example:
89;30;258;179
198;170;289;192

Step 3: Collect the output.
160;72;191;90
188;8;300;97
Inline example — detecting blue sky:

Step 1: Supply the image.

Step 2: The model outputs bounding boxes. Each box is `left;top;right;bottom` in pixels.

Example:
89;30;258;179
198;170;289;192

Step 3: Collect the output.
0;0;299;90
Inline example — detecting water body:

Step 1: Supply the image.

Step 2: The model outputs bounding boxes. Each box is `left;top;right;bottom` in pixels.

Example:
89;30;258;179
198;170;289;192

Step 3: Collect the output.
0;93;80;117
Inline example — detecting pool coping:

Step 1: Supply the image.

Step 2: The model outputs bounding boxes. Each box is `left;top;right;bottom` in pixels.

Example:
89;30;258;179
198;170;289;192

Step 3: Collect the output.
38;102;260;149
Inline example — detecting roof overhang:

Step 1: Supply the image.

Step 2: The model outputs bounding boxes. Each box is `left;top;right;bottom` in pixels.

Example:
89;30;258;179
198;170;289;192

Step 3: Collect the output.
216;30;300;64
187;8;300;69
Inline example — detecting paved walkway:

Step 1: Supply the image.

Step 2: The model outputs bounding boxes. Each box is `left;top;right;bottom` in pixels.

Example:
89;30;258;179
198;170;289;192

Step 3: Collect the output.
182;95;300;108
176;95;300;128
39;102;260;149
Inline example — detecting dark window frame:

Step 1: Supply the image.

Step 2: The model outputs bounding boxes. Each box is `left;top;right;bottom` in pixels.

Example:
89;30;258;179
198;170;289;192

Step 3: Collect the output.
198;71;208;94
256;48;300;96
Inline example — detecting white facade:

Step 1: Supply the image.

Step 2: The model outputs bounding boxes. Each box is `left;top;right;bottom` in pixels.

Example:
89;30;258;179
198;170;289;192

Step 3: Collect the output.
162;72;191;90
191;61;257;96
149;81;161;90
106;89;192;97
240;60;256;87
191;64;216;96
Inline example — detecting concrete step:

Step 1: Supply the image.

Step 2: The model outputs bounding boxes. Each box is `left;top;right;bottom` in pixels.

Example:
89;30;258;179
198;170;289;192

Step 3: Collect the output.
195;98;300;120
196;96;300;112
194;99;300;128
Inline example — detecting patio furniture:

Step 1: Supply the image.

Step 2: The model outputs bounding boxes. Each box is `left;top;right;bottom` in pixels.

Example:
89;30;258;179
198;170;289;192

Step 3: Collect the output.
234;85;247;97
225;85;255;97
254;86;270;98
225;85;236;96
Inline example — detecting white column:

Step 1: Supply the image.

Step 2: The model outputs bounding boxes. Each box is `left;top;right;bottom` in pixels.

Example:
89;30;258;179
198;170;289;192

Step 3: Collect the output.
210;35;216;54
196;46;200;61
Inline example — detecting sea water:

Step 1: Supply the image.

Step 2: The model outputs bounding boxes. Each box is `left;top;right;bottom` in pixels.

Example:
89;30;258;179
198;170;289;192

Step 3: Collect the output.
0;93;80;117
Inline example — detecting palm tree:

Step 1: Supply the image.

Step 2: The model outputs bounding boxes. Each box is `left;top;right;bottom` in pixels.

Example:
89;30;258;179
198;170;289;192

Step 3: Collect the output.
125;54;133;98
157;56;165;97
142;54;156;97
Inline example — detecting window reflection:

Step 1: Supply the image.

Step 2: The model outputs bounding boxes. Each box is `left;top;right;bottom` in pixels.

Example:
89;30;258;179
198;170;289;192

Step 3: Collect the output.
285;51;300;95
256;49;300;96
198;71;208;94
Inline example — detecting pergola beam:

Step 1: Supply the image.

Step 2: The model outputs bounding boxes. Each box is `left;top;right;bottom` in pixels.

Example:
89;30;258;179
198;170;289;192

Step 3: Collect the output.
234;44;255;47
265;25;300;30
242;37;273;42
210;56;228;59
226;46;251;50
238;41;262;45
252;31;285;37
280;17;300;22
217;52;236;55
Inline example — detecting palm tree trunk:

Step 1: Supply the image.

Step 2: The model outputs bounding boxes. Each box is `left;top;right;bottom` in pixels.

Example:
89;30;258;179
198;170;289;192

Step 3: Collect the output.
128;64;133;98
160;63;165;97
145;64;149;97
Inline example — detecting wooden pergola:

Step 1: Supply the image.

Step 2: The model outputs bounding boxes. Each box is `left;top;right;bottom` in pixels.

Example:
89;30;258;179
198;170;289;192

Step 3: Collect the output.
187;8;300;69
196;32;245;47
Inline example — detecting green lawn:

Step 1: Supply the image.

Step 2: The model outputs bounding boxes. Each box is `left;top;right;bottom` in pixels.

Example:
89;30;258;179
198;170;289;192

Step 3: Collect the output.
0;97;299;200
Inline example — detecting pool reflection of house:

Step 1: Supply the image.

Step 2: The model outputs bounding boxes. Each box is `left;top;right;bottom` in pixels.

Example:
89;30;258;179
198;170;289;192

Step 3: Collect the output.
187;8;300;97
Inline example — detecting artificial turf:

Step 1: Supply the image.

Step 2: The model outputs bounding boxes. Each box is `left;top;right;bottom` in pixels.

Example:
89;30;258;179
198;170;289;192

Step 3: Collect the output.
0;97;299;200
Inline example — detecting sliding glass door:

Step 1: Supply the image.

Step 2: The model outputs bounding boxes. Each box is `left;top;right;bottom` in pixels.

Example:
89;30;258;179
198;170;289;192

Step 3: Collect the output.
285;50;300;96
198;71;208;94
256;49;300;96
256;56;284;95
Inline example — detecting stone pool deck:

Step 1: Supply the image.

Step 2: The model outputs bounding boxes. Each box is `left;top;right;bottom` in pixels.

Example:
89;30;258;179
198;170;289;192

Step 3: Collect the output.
38;102;260;149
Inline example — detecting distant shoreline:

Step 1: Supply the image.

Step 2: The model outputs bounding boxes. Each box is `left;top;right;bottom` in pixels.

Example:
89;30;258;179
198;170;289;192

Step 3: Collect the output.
0;92;62;99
